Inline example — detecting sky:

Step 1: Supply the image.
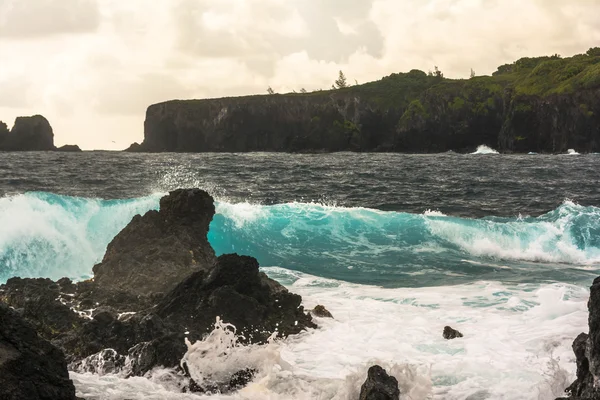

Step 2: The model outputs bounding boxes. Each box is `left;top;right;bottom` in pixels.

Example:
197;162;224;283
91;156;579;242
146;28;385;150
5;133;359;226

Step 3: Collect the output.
0;0;599;150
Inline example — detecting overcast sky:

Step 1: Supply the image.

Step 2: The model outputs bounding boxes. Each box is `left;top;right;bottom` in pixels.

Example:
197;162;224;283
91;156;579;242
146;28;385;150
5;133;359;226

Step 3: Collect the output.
0;0;599;150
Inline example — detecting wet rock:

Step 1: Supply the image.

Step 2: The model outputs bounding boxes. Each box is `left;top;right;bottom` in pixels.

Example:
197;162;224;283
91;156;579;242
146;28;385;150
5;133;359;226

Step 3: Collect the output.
0;303;76;400
93;188;217;295
0;189;315;383
561;276;600;399
183;367;257;394
71;348;126;375
359;365;400;400
311;305;333;318
443;326;463;340
156;253;316;344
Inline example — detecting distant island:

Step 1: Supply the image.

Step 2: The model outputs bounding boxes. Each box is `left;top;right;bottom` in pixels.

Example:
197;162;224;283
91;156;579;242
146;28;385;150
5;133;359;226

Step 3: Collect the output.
0;115;81;152
127;47;600;154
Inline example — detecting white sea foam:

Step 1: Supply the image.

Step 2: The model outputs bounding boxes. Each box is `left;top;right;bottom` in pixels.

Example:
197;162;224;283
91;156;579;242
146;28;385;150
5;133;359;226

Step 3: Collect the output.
71;270;589;400
471;145;499;155
566;149;580;155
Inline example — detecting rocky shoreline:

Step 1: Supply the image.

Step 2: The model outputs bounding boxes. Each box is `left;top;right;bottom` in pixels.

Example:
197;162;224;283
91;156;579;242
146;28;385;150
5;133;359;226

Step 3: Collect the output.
0;189;315;394
0;188;597;399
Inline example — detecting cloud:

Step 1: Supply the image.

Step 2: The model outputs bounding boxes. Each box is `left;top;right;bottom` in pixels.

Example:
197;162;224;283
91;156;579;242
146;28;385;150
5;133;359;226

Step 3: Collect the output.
0;0;100;39
1;0;600;149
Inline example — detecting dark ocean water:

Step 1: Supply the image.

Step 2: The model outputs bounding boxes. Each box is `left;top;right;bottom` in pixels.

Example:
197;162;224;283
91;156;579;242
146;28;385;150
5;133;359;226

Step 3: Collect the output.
1;151;600;288
2;151;599;217
1;151;597;399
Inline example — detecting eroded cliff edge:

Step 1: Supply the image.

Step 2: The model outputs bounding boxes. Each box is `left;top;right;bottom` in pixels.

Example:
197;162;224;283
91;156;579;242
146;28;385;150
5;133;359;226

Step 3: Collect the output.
130;48;600;154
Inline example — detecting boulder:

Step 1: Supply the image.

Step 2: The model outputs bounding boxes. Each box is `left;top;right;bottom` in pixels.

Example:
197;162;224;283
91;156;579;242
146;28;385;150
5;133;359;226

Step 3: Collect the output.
0;115;55;151
156;253;316;343
443;326;463;340
359;365;400;400
561;276;600;399
0;303;76;400
93;188;217;295
311;305;333;318
56;145;82;152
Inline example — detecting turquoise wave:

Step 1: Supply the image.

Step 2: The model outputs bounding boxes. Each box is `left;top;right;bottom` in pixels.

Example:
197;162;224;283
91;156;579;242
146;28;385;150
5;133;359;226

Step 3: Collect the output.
1;192;599;286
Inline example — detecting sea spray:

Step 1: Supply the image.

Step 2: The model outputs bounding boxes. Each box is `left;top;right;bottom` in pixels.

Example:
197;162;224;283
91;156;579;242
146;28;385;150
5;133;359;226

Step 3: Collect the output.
471;145;499;154
0;192;160;281
69;273;585;399
182;317;285;390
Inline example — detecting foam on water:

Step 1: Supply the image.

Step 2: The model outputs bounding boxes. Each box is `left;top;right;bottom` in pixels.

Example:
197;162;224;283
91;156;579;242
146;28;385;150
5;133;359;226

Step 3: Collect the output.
567;149;580;155
2;193;600;285
0;192;161;281
71;269;588;400
471;145;499;155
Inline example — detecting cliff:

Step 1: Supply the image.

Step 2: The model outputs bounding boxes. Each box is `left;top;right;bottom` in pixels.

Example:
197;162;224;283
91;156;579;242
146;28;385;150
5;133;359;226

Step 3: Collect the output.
131;48;600;153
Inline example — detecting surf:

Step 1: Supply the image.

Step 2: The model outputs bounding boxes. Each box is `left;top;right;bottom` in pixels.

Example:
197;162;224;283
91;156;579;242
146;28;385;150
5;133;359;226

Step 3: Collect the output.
1;192;599;286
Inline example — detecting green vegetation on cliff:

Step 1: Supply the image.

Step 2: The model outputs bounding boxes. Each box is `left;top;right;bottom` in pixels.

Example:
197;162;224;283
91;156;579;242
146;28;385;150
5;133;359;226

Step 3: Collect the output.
137;48;600;154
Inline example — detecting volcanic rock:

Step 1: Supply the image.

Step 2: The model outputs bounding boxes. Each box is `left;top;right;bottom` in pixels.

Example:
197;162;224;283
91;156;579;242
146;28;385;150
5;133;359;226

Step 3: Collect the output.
443;326;463;340
311;305;333;318
0;303;77;400
0;115;55;151
0;188;315;380
56;144;82;152
561;276;600;399
92;188;217;295
359;365;400;400
156;253;316;343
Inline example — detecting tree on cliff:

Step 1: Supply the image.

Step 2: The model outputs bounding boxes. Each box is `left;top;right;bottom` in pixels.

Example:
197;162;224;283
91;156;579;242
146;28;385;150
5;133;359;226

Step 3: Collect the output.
267;87;275;95
428;66;443;78
300;88;307;93
335;70;348;88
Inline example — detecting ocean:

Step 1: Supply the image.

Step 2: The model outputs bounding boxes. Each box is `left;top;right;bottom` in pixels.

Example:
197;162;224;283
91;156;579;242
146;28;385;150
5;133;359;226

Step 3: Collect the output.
1;150;599;399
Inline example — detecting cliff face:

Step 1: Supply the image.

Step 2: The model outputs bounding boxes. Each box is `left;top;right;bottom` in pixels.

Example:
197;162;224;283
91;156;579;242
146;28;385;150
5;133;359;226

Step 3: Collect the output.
132;50;600;154
0;115;55;151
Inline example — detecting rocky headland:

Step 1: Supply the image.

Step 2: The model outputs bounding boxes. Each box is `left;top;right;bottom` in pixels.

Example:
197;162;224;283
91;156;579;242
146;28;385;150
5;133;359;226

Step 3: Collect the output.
128;48;600;154
0;188;315;394
0;115;81;152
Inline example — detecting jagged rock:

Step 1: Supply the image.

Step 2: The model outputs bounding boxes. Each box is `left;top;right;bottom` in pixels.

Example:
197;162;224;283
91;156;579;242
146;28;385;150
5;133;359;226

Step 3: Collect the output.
443;326;463;339
93;188;217;295
56;144;82;152
124;142;143;152
0;189;315;382
0;303;76;400
312;305;333;318
561;276;600;399
0;115;55;151
359;365;400;400
156;253;316;344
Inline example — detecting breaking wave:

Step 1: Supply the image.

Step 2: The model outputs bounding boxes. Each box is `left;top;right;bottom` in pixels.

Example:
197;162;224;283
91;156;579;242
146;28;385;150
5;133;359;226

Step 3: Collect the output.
1;192;599;285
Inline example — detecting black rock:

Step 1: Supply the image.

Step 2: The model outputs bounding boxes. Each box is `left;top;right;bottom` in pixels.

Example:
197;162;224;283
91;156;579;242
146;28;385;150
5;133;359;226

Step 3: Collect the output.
561;276;600;399
0;189;315;383
156;253;316;344
359;365;400;400
311;305;333;318
56;144;82;152
0;115;55;151
443;326;463;339
0;303;76;400
93;188;217;295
